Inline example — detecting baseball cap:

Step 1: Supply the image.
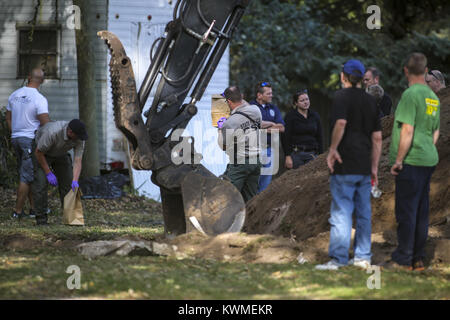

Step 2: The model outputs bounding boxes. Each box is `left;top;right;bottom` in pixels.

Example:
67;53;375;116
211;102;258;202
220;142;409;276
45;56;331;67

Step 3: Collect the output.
68;119;88;140
342;59;365;78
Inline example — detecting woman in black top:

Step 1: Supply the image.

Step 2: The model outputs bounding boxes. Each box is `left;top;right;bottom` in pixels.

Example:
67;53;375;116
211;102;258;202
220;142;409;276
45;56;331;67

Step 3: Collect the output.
283;90;323;169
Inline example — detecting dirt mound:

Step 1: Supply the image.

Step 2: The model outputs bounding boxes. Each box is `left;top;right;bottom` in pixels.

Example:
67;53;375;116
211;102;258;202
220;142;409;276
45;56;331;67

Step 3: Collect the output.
244;87;450;261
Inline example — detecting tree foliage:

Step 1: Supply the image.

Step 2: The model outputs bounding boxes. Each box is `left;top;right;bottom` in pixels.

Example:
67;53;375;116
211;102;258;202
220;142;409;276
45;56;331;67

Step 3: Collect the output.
230;0;450;111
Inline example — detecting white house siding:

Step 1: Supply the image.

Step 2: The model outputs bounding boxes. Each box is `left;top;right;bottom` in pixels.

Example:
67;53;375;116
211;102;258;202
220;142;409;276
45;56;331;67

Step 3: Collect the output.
108;0;229;200
0;0;108;163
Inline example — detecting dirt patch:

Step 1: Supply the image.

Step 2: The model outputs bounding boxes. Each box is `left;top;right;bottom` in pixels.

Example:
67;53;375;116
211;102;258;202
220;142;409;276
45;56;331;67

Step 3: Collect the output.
293;223;449;265
167;232;300;263
0;234;83;251
0;231;303;264
244;86;450;263
1;234;42;250
428;239;450;264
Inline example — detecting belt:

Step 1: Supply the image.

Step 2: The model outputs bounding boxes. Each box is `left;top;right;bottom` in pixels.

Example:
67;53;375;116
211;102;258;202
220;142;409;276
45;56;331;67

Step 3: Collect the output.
292;145;317;153
233;155;261;163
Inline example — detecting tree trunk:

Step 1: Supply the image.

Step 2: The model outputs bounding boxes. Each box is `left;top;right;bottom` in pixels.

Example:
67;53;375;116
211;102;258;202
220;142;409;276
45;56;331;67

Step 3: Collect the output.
73;0;100;177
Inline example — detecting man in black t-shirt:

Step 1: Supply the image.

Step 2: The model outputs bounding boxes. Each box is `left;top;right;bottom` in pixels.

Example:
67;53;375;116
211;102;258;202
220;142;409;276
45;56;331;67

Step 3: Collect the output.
316;59;382;271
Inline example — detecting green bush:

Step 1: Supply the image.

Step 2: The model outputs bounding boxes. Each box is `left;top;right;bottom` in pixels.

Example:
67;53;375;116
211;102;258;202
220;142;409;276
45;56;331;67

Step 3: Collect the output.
0;106;18;187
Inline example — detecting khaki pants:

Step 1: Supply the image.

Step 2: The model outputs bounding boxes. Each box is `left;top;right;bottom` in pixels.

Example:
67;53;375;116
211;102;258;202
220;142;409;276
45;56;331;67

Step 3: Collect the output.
32;154;73;223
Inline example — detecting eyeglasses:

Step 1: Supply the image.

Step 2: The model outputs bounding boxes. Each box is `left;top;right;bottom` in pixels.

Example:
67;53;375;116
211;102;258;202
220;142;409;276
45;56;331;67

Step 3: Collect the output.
297;89;308;95
260;82;271;87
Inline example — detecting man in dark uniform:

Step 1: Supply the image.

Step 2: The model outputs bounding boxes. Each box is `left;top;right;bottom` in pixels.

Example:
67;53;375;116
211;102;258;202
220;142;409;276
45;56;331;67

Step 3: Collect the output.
249;81;285;193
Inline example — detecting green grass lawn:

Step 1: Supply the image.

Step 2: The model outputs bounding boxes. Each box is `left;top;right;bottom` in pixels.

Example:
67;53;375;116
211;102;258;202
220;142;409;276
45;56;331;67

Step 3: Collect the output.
0;190;449;300
1;248;449;299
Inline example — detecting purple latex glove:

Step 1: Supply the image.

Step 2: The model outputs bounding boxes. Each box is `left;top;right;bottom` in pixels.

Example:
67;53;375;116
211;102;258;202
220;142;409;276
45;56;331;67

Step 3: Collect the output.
217;117;227;128
71;180;79;192
46;172;58;186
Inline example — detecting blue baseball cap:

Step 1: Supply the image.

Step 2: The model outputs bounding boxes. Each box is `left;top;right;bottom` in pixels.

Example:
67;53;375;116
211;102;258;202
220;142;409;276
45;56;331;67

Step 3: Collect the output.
342;59;365;78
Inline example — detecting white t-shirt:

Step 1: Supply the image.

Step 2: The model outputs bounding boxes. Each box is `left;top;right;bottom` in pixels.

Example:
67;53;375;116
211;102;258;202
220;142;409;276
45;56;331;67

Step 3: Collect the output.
6;87;49;139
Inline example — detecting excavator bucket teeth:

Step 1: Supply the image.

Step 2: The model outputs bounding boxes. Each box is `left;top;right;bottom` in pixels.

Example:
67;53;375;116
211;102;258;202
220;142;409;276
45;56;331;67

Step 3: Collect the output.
181;172;245;236
97;30;153;170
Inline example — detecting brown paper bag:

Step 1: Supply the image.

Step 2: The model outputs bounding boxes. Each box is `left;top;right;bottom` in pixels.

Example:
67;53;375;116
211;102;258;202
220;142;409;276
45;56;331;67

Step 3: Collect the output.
211;94;230;127
63;187;84;225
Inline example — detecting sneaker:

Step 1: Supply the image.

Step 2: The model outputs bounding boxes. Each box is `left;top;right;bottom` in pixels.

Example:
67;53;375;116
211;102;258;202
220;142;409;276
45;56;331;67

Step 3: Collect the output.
412;260;425;272
11;211;24;219
29;209;36;218
349;258;371;270
380;260;412;271
315;260;345;270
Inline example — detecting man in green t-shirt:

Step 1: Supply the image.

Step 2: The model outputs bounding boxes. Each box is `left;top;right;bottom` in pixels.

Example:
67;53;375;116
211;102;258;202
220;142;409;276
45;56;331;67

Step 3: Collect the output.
386;53;440;271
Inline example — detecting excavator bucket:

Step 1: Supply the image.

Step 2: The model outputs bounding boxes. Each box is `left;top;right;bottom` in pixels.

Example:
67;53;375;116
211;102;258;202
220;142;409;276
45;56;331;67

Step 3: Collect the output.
181;171;245;236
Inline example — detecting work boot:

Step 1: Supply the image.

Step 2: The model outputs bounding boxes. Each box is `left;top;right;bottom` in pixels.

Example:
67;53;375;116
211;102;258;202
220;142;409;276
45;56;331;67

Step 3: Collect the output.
412;260;425;271
380;260;412;271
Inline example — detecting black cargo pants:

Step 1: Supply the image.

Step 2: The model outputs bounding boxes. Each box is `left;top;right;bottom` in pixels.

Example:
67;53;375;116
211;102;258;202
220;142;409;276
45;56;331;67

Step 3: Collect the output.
32;154;73;224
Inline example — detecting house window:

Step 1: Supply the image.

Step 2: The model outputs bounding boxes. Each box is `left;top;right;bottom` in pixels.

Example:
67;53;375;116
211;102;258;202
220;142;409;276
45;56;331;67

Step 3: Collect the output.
17;25;60;79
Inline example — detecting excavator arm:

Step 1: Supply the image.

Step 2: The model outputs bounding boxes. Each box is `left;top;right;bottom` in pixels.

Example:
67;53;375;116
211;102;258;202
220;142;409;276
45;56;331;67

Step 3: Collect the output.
98;0;251;237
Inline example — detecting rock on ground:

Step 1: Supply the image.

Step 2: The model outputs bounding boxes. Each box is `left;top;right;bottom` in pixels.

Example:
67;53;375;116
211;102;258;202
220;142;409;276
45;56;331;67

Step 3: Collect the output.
76;240;176;259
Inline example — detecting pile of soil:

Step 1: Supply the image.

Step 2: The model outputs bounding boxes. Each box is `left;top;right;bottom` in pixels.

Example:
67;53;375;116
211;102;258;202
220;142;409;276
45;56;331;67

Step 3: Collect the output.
243;87;450;264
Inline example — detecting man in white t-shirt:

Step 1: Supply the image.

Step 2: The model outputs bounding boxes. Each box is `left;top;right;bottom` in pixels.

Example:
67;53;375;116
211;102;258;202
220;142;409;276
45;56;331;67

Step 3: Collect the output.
6;68;50;219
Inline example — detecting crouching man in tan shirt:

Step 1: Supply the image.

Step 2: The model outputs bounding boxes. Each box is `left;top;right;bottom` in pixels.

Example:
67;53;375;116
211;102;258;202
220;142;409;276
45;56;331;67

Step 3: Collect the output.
33;119;88;225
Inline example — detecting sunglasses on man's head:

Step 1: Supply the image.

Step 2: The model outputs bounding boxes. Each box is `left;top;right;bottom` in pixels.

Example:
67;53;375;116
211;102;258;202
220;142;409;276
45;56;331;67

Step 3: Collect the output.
297;89;308;95
428;71;439;81
221;92;231;101
260;82;270;87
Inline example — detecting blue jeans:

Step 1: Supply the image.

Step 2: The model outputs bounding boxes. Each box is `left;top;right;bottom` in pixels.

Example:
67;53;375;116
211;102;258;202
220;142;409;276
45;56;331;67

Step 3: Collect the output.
258;147;272;193
329;174;372;265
